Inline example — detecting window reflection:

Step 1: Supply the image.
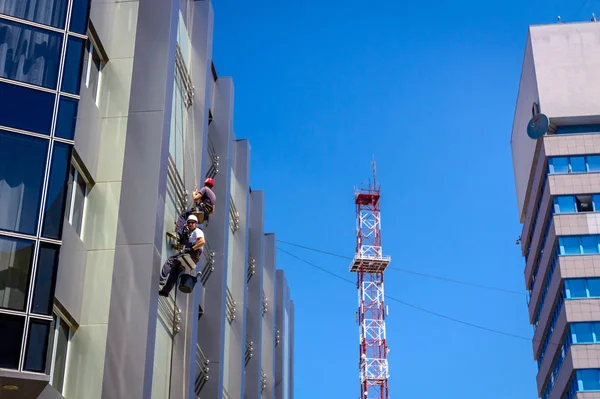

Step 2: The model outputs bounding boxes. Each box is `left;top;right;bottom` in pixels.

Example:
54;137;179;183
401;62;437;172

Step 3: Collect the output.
61;36;85;94
0;130;48;235
42;143;72;239
0;0;68;29
0;313;24;369
0;19;63;89
0;236;34;311
32;243;60;315
69;0;90;34
0;82;55;135
24;318;52;372
55;97;79;140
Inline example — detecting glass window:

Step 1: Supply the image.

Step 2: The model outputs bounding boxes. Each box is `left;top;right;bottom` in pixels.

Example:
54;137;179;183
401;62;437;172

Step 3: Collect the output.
61;36;86;95
566;279;588;299
571;156;587;173
0;82;55;135
69;0;90;35
0;236;35;311
0;19;63;89
577;195;594;212
24;318;52;372
55;97;79;140
0;0;68;28
31;244;60;315
81;40;103;103
549;157;569;174
0;130;49;235
555;196;576;213
582;236;599;254
589;279;600;298
594;195;600;212
50;315;70;393
64;165;87;236
572;323;595;343
0;313;25;369
579;369;600;391
42;143;72;239
588;155;600;172
560;236;582;255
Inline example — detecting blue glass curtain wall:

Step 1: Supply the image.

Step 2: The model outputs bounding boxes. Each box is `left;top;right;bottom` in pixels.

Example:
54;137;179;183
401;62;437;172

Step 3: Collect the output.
0;0;90;374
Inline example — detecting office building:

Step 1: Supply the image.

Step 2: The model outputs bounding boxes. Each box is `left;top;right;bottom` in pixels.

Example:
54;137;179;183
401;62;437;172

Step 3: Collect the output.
0;0;294;398
512;20;600;399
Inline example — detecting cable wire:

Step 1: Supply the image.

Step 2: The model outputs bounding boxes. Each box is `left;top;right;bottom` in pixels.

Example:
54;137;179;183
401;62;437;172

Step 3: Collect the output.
277;247;567;347
276;239;525;296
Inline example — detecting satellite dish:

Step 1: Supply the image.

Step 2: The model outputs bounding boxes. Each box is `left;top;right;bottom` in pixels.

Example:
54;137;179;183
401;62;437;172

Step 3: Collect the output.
527;114;549;139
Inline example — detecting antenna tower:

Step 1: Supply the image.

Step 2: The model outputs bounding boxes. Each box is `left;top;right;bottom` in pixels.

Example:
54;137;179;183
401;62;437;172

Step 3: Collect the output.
350;159;391;399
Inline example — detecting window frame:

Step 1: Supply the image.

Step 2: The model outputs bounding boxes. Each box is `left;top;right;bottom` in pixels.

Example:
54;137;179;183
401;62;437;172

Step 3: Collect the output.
49;311;73;394
81;29;107;106
65;160;90;238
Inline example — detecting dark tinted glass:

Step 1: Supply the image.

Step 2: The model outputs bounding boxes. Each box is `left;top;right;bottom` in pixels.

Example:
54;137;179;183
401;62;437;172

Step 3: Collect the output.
0;82;55;135
0;0;68;29
0;130;48;235
55;97;79;140
31;244;60;315
61;36;85;94
42;143;72;239
0;313;25;369
52;318;69;391
0;19;63;89
24;318;52;372
0;236;35;311
69;0;91;34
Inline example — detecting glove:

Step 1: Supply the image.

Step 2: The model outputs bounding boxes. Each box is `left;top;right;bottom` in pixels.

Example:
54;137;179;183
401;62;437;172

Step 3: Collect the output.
183;243;194;254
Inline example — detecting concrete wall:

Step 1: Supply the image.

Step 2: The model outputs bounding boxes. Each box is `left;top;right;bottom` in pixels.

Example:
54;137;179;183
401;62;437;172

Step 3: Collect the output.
245;190;265;399
100;0;179;396
511;32;540;223
275;270;292;399
196;75;235;399
512;22;600;222
262;234;277;399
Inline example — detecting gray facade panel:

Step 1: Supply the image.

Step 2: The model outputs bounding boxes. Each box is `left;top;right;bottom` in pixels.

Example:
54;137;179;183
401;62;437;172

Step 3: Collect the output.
197;76;235;399
37;384;64;399
245;190;265;399
73;84;102;182
54;223;87;323
102;0;179;396
262;234;277;399
227;139;251;398
289;300;294;399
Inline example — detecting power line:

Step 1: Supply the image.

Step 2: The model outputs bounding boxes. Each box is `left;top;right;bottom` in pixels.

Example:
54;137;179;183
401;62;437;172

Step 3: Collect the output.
276;239;525;296
277;248;531;342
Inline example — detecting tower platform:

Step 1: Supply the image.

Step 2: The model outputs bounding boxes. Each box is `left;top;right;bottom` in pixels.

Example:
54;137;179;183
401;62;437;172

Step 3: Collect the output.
350;255;391;273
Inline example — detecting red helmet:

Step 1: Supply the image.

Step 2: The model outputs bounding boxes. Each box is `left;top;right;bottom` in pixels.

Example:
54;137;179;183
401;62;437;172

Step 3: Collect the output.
204;178;215;187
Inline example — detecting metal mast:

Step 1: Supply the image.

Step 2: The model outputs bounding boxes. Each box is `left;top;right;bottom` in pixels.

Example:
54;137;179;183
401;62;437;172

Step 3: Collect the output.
350;160;391;399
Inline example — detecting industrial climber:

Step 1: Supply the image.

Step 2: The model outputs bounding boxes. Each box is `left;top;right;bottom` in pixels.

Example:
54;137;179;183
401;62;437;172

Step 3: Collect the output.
159;214;205;297
174;177;216;245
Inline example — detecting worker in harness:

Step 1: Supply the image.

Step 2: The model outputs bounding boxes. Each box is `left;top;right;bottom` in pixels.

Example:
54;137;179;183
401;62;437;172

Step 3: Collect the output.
174;177;216;246
191;177;216;223
159;214;205;297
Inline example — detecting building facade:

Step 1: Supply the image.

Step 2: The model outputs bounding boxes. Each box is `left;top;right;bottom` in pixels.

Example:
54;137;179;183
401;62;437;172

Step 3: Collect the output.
0;0;294;398
512;20;600;399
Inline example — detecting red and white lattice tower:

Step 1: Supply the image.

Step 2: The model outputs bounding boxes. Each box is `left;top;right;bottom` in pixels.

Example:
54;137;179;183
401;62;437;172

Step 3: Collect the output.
350;161;391;399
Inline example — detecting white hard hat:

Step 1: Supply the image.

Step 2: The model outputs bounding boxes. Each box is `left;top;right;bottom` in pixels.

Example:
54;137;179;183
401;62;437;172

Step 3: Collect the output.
187;215;198;223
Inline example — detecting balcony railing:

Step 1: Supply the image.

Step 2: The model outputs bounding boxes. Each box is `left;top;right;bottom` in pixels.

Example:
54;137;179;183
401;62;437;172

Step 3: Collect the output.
200;241;215;286
262;291;268;317
261;369;267;393
247;255;256;284
245;335;254;366
206;136;219;178
226;286;236;324
175;43;194;107
158;295;180;336
194;344;209;396
229;195;240;233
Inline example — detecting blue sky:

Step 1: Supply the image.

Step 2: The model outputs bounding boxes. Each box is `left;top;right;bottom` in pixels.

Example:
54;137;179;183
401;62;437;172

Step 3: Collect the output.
211;1;592;397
